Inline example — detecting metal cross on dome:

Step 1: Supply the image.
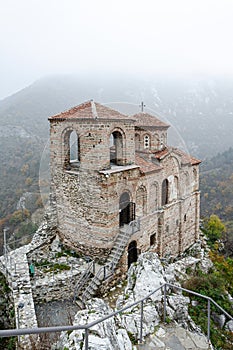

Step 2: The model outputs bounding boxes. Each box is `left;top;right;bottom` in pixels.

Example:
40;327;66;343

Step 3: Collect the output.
140;101;146;112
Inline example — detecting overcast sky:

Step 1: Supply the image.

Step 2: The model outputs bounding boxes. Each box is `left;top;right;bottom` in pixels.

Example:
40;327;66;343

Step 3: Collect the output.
1;0;233;99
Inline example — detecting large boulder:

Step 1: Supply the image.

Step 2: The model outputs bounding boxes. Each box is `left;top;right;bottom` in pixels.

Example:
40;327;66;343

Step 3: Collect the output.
52;298;133;350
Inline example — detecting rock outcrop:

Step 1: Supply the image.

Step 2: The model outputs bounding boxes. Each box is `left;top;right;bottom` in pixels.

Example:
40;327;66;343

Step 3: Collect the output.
54;249;214;349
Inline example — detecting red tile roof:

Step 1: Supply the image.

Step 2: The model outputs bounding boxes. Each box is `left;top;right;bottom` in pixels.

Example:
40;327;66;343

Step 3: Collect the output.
154;147;201;165
132;112;169;128
49;101;170;130
153;148;170;160
190;156;202;165
172;148;201;165
135;154;161;174
49;100;131;121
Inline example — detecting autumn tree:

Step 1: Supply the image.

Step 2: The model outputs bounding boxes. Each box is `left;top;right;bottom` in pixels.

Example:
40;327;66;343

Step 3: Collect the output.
202;214;226;246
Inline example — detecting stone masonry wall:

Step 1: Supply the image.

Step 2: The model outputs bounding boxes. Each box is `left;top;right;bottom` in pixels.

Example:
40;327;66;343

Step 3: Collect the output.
50;119;136;172
50;115;200;264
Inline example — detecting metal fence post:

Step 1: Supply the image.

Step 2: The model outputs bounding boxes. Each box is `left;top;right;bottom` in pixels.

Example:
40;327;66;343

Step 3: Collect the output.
140;300;144;343
17;307;20;345
85;328;89;350
163;284;167;322
207;299;211;341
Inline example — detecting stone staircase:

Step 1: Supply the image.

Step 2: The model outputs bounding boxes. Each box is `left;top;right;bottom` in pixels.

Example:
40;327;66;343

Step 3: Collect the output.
74;218;140;308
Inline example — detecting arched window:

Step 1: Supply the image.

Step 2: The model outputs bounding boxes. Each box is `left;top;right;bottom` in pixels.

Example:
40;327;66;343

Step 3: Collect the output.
64;129;80;169
110;131;123;165
69;130;80;163
144;135;150;149
161;179;169;206
119;192;135;227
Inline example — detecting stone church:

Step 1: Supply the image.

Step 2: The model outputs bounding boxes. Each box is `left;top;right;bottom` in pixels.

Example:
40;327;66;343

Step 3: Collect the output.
49;100;201;270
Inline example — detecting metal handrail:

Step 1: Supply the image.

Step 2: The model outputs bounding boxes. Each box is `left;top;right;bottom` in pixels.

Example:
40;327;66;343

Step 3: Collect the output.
73;261;95;301
77;219;140;303
129;216;140;234
80;219;140;299
1;282;232;349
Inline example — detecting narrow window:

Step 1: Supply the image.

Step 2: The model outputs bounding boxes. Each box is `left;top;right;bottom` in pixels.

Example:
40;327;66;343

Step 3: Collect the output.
160;133;165;149
110;131;123;165
150;233;156;246
144;135;150;149
64;130;80;169
69;131;80;162
161;179;169;205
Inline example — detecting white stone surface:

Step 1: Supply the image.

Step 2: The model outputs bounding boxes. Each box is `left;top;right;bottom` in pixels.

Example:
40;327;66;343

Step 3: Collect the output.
225;319;233;332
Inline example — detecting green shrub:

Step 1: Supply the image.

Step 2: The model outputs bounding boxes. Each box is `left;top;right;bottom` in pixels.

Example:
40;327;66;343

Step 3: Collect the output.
45;263;70;273
127;331;137;345
183;269;233;348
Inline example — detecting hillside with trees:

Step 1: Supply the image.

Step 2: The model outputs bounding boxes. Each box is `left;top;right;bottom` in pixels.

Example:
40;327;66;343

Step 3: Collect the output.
200;147;233;257
200;147;233;222
184;215;233;349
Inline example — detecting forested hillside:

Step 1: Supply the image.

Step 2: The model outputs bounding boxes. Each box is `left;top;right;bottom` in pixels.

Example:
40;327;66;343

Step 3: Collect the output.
200;147;233;221
200;147;233;257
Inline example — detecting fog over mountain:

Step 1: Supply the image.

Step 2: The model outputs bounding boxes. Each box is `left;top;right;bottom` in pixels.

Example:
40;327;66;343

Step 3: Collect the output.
0;74;233;158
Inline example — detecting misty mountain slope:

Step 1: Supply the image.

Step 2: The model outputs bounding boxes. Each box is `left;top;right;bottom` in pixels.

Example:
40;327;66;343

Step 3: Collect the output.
0;75;232;158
